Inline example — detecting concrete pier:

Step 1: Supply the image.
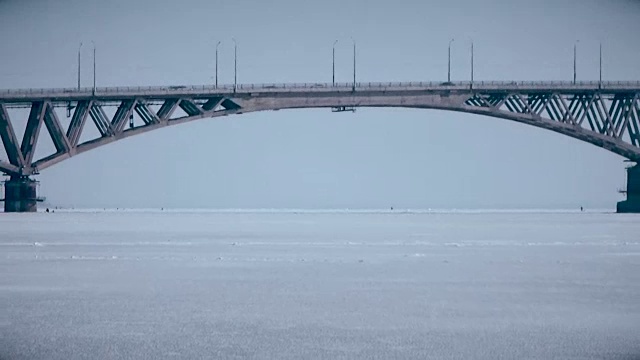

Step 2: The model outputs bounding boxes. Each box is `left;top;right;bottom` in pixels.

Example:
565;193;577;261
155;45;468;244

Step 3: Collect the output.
617;164;640;213
2;177;38;213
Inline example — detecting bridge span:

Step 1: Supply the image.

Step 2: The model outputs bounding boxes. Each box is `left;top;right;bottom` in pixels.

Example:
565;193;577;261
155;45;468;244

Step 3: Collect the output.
1;80;640;212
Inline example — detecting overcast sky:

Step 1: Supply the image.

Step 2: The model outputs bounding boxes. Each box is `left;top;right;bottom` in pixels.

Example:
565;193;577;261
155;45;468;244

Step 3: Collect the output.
1;0;640;209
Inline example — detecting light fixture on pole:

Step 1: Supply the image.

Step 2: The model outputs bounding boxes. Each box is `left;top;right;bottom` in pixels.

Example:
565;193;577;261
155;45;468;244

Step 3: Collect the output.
92;41;96;94
77;42;83;90
352;38;356;92
470;40;474;86
215;41;221;89
573;40;579;84
599;42;603;86
233;38;237;92
448;38;455;83
333;40;338;86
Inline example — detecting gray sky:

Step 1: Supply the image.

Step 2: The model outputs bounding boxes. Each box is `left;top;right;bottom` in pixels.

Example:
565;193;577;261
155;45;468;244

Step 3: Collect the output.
1;0;639;209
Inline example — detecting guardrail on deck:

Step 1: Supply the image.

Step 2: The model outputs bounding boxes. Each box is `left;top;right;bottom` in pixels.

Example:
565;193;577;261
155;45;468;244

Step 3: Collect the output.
2;80;640;99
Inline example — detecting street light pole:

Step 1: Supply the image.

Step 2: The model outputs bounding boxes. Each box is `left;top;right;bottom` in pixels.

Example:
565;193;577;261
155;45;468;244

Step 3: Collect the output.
470;40;474;86
573;40;579;84
599;43;603;86
92;41;96;94
333;40;338;86
215;41;221;88
233;38;237;92
352;39;356;92
77;42;82;90
448;38;454;83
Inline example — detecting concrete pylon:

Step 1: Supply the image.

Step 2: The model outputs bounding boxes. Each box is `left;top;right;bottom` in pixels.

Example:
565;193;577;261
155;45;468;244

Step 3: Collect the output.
3;176;38;213
617;164;640;213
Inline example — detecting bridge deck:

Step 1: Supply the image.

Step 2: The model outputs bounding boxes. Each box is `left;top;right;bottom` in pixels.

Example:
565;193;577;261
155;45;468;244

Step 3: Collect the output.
2;81;640;102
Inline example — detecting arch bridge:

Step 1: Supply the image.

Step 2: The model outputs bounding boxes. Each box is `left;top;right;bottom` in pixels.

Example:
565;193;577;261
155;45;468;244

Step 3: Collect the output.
1;80;640;212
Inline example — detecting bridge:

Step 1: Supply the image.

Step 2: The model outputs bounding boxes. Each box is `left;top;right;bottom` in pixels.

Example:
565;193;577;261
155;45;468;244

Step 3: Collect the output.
1;80;640;212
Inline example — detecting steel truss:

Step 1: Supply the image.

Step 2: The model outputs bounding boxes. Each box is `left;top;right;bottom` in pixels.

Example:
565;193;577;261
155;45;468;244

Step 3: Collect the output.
1;82;640;177
464;91;640;151
0;95;242;176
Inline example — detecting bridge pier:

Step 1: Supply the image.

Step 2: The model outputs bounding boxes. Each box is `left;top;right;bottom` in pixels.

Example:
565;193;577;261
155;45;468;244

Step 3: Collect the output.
617;164;640;213
2;176;39;213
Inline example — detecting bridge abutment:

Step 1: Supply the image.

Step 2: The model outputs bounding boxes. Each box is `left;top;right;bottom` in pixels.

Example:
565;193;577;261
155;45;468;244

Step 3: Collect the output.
2;176;39;213
617;164;640;213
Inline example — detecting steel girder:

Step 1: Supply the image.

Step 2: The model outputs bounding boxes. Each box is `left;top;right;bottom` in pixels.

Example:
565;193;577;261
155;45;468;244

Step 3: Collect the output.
1;86;640;176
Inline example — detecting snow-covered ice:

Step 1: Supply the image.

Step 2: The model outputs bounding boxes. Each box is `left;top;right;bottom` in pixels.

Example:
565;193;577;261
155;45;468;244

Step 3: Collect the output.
1;210;639;359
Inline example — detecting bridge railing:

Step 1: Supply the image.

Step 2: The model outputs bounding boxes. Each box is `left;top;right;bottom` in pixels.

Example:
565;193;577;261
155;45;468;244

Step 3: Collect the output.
2;81;640;99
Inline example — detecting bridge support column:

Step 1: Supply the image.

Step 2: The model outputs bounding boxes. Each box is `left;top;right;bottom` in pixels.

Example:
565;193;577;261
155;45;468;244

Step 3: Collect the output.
617;164;640;213
2;176;39;213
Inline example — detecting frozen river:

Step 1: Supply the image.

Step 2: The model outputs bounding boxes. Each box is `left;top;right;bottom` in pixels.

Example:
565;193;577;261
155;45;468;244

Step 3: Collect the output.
1;210;639;359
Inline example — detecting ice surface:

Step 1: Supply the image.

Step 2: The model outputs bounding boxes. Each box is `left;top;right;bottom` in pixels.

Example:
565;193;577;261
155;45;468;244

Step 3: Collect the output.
1;211;639;359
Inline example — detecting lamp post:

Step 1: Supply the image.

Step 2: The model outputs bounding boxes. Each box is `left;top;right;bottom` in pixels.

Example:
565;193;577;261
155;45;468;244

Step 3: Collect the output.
352;39;356;92
332;40;338;86
77;42;82;90
92;41;96;94
470;40;474;86
215;41;221;88
599;43;603;86
233;38;237;92
448;38;454;83
573;40;579;84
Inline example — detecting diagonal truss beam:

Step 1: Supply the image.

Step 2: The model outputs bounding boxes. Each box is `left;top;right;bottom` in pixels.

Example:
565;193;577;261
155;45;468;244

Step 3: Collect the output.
557;95;574;124
157;99;179;121
89;102;114;136
220;98;241;110
0;102;25;168
67;100;91;147
111;100;136;133
21;101;46;165
43;102;72;154
577;94;596;128
178;99;204;117
594;94;614;136
201;96;225;111
631;99;640;147
133;101;160;125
